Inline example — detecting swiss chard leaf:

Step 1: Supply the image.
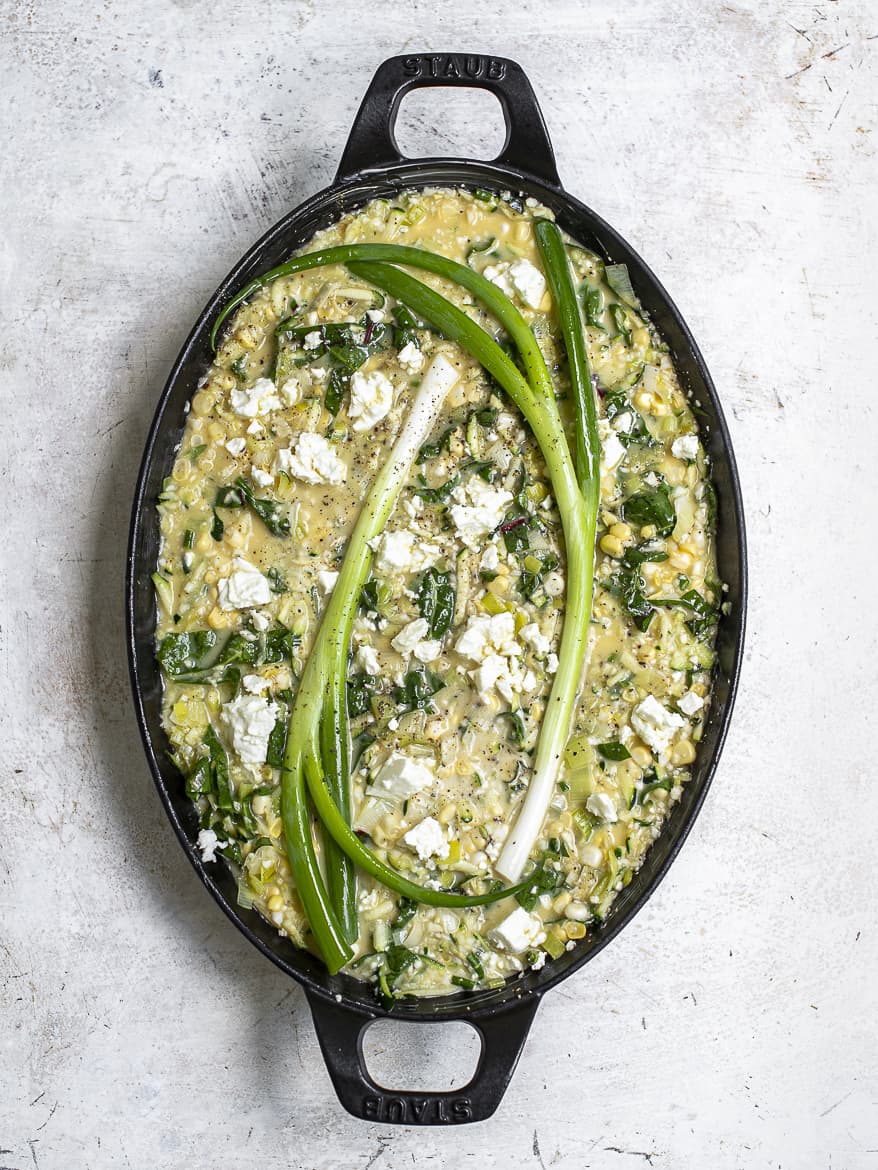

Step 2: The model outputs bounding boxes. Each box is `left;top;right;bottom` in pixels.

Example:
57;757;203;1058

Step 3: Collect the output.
265;710;288;769
516;851;563;912
622;485;676;538
347;672;376;718
611;568;655;632
158;630;218;676
416;568;455;638
216;477;290;538
652;589;718;640
597;741;632;762
393;667;445;712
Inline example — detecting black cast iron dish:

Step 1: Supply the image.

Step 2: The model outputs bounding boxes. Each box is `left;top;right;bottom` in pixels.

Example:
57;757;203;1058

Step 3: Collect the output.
127;54;747;1125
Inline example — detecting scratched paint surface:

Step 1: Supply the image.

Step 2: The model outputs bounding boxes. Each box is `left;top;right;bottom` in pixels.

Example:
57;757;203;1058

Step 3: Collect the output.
0;2;876;1167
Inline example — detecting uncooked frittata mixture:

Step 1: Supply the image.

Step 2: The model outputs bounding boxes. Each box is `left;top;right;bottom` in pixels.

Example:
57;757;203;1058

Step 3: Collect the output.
153;187;722;1001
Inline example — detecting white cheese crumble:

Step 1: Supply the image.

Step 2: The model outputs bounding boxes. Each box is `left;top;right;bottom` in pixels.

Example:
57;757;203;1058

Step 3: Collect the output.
356;644;380;676
316;569;339;594
586;792;618;823
598;418;627;473
483;259;547;309
391;618;442;663
519;622;551;656
251;467;274;488
454;612;529;703
480;543;500;572
220;693;280;765
217;558;272;611
371;529;441;575
230;377;282;419
225;437;246;457
275;432;347;485
672;433;699;461
678;690;704;716
449;476;514;550
402;816;448;862
397;341;424;372
250;611;270;632
631;694;686;755
348;369;395;432
196;828;225;863
241;674;268;694
370;752;436;799
487;906;546;953
303;330;323;350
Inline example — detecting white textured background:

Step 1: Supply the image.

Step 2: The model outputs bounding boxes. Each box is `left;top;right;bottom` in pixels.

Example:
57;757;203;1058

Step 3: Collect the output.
1;2;876;1167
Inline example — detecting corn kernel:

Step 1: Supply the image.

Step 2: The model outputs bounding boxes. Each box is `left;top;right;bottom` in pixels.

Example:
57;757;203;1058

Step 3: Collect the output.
600;534;624;558
671;739;696;766
631;745;652;768
207;607;229;630
267;894;284;913
610;522;632;541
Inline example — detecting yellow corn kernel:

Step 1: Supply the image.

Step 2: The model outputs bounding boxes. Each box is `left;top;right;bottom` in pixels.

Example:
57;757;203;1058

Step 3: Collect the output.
437;803;457;825
634;390;655;412
565;921;587;940
671;739;696;766
235;325;259;351
552;891;572;914
267;894;284;913
191;390;215;417
610;522;632;541
207;421;225;442
631;745;653;768
207;607;229;630
195;533;212;553
599;534;624;558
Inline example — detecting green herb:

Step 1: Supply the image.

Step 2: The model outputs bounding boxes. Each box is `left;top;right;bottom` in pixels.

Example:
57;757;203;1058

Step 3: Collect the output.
622;485;676;538
346;672;376;718
230;354;249;381
216;476;290;538
187;444;207;462
266;566;288;594
416;568;455;638
394;667;445;713
210;509;224;541
610;303;632;346
266;711;288;769
597;741;632;761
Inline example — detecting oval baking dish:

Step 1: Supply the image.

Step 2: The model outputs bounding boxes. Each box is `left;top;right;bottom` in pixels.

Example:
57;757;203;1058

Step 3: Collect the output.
127;53;747;1125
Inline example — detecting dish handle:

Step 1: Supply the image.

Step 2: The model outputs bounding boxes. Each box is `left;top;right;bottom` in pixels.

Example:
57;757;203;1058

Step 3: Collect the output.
305;989;540;1124
336;53;561;188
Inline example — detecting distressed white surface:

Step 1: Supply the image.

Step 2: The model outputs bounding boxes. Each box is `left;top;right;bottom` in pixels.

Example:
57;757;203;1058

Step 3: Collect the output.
1;1;877;1166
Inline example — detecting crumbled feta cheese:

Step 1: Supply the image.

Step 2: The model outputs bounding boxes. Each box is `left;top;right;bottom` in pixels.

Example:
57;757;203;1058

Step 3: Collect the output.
303;330;323;350
392;617;430;653
370;752;436;799
612;411;634;434
251;467;274;488
546;652;559;673
449;476;514;550
483;259;547;309
230;377;282;419
678;690;704;716
455;611;519;661
217;558;272;610
225;437;246;457
366;308;386;323
278;370;309;406
356;644;380;675
631;694;686;755
310;364;329;384
276;432;347;485
598;418;627;473
487;906;546;953
455;612;529;703
586;792;618;823
543;571;564;598
317;569;339;594
250;611;270;632
397;341;424;372
372;529;441;574
241;674;268;694
580;843;603;868
391;618;442;663
197;828;224;863
403;816;448;862
520;622;551;656
530;950;547;971
246;419;263;435
672;433;699;461
220;693;280;765
348;369;395;432
480;543;500;572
